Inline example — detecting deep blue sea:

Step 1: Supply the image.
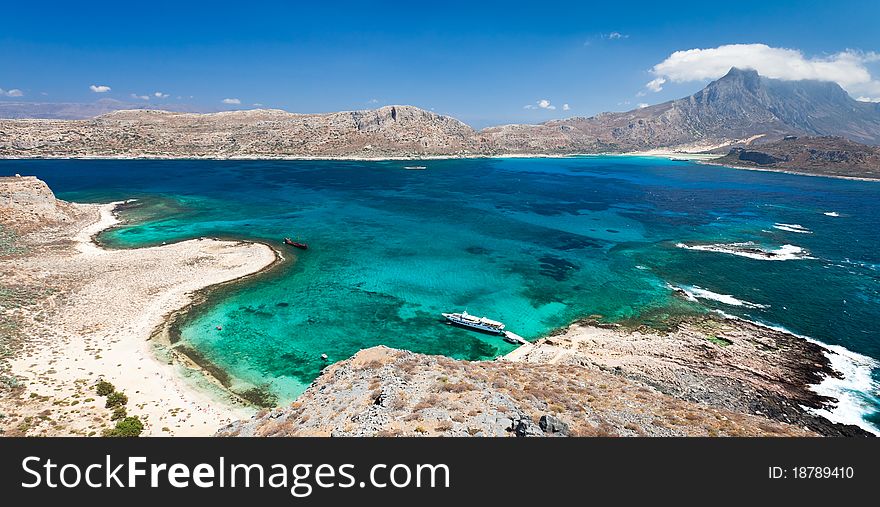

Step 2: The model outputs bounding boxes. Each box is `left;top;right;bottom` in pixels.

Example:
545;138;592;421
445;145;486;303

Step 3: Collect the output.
2;157;878;431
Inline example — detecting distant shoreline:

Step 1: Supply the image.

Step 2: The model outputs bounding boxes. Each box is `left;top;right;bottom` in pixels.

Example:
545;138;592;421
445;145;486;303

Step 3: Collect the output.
7;152;880;183
0;152;716;162
697;160;880;182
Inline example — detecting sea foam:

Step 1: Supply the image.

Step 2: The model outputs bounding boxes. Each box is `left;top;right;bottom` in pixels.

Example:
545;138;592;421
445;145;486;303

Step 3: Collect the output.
670;284;767;309
675;242;810;261
713;311;879;435
773;223;813;234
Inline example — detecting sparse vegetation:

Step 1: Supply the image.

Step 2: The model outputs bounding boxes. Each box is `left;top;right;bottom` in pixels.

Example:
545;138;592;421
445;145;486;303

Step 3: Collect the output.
705;335;733;347
103;416;144;437
95;380;115;396
111;407;127;421
105;391;128;409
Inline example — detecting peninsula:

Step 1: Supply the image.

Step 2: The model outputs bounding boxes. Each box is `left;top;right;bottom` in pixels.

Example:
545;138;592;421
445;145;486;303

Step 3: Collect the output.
0;176;277;436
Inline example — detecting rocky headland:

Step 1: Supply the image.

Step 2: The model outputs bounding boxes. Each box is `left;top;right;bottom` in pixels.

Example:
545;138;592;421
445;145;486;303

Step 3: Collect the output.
219;315;872;438
712;136;880;180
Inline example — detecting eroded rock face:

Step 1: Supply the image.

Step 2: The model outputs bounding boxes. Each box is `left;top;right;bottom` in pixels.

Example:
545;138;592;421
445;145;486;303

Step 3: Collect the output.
0;175;75;227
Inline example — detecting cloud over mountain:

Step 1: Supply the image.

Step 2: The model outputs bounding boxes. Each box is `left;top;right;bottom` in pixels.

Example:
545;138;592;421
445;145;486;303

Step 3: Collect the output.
647;43;880;101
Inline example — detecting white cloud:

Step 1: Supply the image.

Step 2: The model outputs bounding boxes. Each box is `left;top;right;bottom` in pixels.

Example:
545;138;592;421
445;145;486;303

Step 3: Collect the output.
252;103;264;107
858;96;880;102
130;93;149;100
562;103;570;111
637;103;649;109
0;88;24;97
606;32;628;40
645;77;666;92
154;91;169;99
523;104;537;109
222;98;241;104
537;99;556;110
368;98;379;104
90;84;111;93
647;43;880;100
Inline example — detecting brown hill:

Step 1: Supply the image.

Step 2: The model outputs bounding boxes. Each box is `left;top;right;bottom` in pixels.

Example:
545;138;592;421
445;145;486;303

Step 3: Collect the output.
3;69;880;159
713;136;880;179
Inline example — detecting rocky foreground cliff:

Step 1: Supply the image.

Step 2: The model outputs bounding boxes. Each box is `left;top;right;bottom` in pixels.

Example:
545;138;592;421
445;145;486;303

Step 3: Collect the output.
3;68;880;163
219;316;871;438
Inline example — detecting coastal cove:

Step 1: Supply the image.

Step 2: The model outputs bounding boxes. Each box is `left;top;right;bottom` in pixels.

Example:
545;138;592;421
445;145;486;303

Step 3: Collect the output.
2;156;879;433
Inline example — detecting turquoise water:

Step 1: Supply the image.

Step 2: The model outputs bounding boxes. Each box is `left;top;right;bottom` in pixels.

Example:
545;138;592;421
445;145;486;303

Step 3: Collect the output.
2;157;878;427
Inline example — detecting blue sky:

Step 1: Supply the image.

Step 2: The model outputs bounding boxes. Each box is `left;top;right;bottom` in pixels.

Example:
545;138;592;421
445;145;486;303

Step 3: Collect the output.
2;1;879;127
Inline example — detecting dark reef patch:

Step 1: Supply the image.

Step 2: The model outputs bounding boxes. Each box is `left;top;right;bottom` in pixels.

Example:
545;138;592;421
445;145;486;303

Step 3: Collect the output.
537;255;579;281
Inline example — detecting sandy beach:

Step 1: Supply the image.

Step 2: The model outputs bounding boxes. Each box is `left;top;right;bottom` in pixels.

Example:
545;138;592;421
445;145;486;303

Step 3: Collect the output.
1;188;278;436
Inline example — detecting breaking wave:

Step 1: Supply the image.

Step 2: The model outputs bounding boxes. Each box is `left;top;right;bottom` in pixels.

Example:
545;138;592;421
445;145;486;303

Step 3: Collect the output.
773;223;812;234
714;311;879;435
675;241;810;261
669;284;768;309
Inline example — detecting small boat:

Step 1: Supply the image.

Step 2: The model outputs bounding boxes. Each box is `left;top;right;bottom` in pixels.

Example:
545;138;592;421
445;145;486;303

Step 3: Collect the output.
284;237;309;250
442;310;505;334
403;165;427;170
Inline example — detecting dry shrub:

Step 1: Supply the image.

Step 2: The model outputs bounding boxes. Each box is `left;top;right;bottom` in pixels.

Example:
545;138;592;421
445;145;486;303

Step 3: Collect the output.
389;394;409;411
684;412;703;421
756;420;784;434
623;422;646;436
435;421;453;432
442;381;475;394
596;422;619;437
376;428;403;437
365;359;384;370
413;393;440;412
403;412;423;422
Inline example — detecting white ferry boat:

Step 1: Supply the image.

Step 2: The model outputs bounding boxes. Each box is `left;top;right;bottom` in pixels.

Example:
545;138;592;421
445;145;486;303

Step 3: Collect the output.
442;311;505;334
